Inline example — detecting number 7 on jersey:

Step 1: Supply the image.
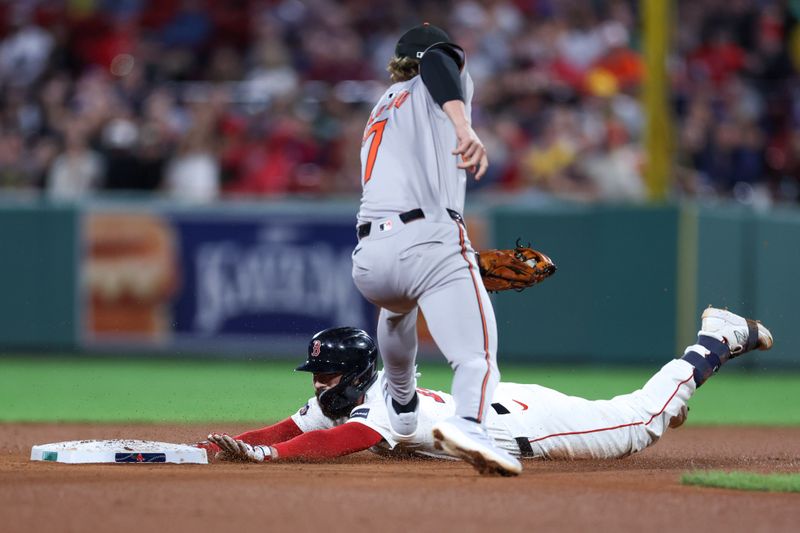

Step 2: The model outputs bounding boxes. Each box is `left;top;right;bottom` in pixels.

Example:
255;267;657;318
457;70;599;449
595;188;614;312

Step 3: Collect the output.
362;119;387;185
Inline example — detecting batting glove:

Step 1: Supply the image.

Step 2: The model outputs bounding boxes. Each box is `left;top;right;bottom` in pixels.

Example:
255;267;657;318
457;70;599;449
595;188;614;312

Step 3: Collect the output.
207;433;272;463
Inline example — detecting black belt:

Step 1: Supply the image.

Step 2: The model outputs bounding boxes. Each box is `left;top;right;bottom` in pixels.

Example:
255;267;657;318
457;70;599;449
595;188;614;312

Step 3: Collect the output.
357;208;463;239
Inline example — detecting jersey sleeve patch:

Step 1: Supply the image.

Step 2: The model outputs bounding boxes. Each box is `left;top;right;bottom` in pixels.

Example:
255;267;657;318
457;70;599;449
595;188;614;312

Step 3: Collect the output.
349;407;370;419
343;382;398;448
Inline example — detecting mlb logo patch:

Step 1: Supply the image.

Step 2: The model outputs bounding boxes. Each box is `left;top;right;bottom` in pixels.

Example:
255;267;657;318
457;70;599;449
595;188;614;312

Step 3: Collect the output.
379;220;393;232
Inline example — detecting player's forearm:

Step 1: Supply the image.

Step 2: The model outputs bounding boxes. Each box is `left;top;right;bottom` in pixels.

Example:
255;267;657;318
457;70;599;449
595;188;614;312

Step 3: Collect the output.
235;418;303;446
197;418;305;459
271;423;383;460
442;100;470;129
444;99;488;179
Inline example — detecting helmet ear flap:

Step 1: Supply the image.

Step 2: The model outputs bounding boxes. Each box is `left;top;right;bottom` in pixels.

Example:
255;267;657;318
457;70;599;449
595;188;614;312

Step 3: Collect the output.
352;360;377;386
316;361;378;419
318;386;357;418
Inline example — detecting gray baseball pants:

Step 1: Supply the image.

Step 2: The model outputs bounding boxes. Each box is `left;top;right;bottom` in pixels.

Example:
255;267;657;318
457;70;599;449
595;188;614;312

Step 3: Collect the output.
351;210;499;422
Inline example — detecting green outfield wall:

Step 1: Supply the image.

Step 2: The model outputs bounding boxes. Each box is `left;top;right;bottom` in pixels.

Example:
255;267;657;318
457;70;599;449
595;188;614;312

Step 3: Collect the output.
0;202;78;350
490;204;679;364
490;202;799;368
0;199;797;368
748;208;800;367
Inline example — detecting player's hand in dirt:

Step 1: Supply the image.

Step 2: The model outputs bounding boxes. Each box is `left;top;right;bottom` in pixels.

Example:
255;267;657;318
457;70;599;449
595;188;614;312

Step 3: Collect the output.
452;122;489;180
207;433;272;463
194;439;222;462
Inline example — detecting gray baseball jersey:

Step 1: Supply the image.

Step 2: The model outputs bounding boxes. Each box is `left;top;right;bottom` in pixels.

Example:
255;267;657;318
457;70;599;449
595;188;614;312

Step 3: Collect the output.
352;55;498;424
357;66;474;224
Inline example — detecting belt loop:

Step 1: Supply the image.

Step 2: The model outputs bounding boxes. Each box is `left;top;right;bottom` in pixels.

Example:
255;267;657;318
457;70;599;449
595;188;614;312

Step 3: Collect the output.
357;223;371;240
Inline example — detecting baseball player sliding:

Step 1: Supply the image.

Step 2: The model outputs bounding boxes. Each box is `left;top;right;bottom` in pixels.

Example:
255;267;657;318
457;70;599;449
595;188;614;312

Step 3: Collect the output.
201;307;773;471
349;22;521;475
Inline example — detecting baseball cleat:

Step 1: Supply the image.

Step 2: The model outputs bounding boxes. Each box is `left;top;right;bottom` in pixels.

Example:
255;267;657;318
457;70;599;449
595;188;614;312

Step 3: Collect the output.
432;416;522;477
699;307;773;359
381;374;418;442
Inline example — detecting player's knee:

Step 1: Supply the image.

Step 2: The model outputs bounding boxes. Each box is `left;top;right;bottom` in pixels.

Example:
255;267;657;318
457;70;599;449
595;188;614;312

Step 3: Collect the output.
452;356;498;377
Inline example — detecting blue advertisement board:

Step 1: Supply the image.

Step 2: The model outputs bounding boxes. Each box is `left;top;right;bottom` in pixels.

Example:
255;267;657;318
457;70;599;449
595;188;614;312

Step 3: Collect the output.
172;213;375;343
81;208;376;355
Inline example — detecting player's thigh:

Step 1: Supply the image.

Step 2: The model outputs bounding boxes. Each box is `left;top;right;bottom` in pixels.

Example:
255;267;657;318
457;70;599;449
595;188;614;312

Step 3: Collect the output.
418;270;498;362
399;221;464;294
352;237;415;313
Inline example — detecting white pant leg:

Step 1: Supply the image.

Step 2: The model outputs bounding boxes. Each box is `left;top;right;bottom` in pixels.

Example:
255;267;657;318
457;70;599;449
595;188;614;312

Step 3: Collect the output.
506;359;696;460
377;307;419;405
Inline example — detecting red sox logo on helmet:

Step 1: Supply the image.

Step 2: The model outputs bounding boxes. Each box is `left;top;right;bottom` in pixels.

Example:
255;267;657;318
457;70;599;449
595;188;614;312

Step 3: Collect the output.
311;340;321;357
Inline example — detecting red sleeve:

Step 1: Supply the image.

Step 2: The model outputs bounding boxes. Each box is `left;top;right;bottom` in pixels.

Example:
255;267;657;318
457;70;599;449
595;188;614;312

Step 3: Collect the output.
195;418;304;458
272;422;383;460
235;418;303;446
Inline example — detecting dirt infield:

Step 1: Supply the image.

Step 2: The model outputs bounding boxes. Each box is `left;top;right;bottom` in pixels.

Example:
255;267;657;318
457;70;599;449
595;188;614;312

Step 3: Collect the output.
1;424;799;533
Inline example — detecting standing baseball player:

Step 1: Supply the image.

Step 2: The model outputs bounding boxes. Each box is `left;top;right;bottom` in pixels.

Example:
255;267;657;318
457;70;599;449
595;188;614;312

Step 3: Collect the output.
202;307;773;467
348;23;519;475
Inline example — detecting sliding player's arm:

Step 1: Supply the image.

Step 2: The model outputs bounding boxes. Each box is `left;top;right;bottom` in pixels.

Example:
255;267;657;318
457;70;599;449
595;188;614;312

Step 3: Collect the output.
205;423;383;463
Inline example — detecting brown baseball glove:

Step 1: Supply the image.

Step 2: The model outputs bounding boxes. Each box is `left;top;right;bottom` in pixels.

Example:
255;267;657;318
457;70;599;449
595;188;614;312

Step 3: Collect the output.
475;239;556;292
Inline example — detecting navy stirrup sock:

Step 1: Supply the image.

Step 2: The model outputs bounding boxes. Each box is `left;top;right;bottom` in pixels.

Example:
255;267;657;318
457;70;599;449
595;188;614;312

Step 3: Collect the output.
681;335;731;387
392;392;418;414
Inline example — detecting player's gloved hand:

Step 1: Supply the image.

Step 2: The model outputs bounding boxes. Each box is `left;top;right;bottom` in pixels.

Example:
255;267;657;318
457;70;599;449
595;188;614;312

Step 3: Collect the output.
193;439;222;462
452;122;489;180
476;239;556;292
207;433;272;463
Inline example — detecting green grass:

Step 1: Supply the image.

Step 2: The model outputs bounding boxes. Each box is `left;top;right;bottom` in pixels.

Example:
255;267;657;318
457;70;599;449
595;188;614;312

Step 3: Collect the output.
681;471;800;493
1;357;799;424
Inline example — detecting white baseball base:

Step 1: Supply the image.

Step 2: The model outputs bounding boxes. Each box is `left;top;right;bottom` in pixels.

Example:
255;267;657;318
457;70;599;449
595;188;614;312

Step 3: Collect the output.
30;439;208;464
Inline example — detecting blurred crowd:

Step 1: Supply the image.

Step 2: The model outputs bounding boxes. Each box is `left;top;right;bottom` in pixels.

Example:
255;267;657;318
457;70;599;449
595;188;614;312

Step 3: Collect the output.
0;0;799;204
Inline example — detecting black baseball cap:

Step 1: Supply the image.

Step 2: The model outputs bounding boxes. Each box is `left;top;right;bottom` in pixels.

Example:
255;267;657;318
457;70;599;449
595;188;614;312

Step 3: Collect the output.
395;23;453;60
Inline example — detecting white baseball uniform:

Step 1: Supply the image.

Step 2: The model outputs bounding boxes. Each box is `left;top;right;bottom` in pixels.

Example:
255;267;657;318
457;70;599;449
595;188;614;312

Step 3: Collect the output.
291;361;696;460
352;57;499;423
